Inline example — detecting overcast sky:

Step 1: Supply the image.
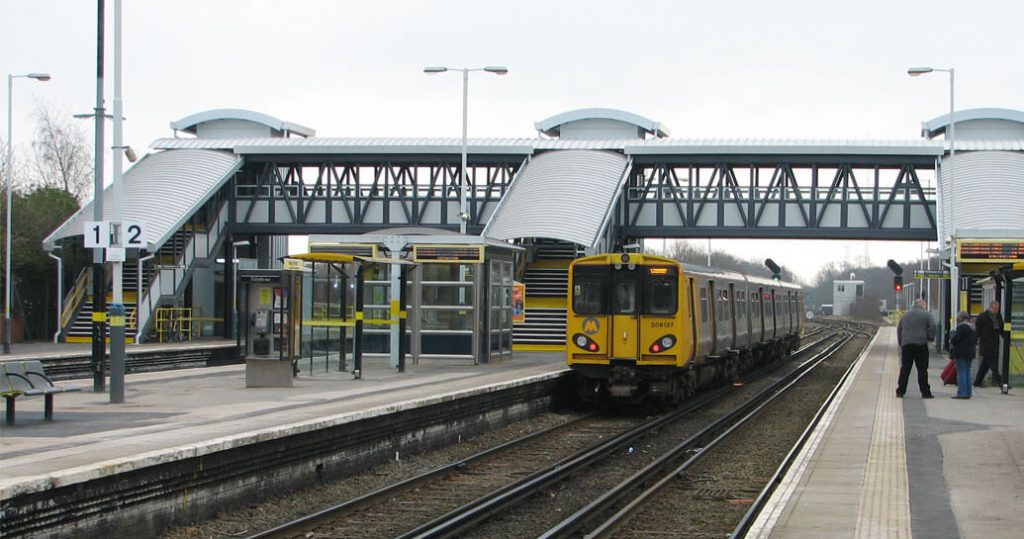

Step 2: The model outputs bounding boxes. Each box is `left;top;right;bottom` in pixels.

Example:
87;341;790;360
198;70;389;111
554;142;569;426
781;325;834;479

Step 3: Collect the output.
4;0;1022;281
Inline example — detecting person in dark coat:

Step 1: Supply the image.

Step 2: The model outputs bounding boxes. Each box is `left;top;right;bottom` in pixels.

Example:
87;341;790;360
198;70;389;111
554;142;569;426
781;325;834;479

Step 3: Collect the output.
973;300;1004;387
950;310;977;399
896;299;936;398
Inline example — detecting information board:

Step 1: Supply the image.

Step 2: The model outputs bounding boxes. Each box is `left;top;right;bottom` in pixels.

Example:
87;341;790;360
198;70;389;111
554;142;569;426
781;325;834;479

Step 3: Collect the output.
957;240;1024;263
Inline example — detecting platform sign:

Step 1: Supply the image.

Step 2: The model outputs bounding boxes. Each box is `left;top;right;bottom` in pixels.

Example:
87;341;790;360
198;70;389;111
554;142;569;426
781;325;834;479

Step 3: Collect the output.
84;221;112;248
412;244;484;263
957;240;1024;263
914;269;950;279
122;221;148;249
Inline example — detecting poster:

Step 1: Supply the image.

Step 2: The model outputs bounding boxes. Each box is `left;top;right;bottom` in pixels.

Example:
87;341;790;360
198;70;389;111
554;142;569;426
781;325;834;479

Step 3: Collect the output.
512;281;526;324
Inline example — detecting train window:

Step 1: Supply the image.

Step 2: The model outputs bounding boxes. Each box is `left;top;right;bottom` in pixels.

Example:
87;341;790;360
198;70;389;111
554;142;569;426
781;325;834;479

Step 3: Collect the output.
643;267;677;315
612;271;639;315
700;287;708;319
572;266;608;315
736;291;745;319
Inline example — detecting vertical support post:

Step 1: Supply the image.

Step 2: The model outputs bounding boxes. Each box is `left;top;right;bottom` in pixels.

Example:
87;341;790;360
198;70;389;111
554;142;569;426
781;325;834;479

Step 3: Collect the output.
90;0;107;390
389;261;401;369
398;265;407;373
353;264;364;380
339;265;348;372
459;68;469;235
108;0;125;403
1000;274;1012;392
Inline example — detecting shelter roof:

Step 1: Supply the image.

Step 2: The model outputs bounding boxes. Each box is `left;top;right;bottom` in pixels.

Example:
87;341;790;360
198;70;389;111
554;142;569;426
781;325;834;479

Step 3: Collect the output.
170;109;315;138
151;136;944;157
534;108;670;138
921;108;1024;139
43;149;242;251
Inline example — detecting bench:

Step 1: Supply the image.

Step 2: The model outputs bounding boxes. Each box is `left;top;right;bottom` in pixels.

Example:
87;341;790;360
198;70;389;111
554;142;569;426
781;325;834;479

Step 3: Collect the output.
1;360;82;425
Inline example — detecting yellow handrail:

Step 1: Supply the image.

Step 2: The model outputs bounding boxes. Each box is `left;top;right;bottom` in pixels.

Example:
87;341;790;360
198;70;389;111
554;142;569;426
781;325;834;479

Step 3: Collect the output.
154;307;194;343
61;268;91;329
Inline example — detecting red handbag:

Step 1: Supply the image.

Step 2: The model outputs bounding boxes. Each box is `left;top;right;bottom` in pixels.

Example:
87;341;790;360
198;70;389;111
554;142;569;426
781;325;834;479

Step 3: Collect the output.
940;359;957;386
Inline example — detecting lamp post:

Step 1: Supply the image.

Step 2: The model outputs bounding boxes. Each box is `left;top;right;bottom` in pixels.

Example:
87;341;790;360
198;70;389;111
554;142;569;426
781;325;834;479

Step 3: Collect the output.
231;240;250;342
5;72;51;354
908;66;957;333
424;65;508;234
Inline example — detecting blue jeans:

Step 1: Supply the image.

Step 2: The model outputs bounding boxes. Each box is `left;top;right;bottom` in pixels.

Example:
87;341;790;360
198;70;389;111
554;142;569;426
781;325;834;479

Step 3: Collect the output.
955;358;973;397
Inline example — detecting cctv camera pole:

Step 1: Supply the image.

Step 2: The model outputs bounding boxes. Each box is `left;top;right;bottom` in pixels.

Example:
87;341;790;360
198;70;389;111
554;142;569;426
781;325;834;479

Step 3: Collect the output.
90;0;107;392
108;0;125;403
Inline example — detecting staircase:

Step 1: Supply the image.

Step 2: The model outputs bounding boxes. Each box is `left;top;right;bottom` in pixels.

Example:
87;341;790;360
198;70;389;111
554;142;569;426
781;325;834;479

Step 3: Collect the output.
513;240;582;350
65;263;141;343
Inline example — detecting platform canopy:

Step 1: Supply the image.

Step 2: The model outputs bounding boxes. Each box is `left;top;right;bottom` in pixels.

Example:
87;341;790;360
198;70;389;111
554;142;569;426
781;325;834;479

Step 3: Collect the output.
483;149;630;248
43;149;242;251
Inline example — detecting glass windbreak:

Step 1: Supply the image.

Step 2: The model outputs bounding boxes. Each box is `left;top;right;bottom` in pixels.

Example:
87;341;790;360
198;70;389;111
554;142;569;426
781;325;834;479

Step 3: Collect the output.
572;266;609;314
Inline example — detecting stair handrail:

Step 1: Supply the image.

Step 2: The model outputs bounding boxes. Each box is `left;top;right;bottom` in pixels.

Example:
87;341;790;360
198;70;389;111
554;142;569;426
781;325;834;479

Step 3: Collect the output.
136;200;230;341
61;267;91;329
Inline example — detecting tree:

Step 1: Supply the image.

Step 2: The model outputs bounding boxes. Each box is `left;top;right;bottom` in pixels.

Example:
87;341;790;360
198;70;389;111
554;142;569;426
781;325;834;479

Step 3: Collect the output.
2;187;85;339
29;103;92;200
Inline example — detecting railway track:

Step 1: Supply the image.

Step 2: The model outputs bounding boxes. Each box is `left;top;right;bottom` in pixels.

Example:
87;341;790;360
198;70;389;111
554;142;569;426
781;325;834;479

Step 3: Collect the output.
244;326;853;539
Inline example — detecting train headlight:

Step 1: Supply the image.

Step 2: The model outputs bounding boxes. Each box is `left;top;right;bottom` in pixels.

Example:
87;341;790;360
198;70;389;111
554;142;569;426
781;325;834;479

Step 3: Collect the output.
649;334;676;353
572;333;600;352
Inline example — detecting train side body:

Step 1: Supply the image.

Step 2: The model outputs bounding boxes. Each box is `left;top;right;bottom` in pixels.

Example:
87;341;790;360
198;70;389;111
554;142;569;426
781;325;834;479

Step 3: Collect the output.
567;253;803;402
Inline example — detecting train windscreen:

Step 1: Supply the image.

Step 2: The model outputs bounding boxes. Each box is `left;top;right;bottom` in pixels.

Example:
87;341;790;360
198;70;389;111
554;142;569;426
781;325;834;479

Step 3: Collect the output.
572;266;608;314
572;264;678;316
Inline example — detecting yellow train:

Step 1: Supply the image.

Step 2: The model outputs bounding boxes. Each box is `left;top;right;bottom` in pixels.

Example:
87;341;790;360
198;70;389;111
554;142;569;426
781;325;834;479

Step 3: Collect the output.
567;253;804;402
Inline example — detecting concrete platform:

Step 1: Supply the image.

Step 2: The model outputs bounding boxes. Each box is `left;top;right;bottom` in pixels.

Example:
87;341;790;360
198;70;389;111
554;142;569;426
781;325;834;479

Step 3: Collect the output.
0;351;567;491
750;326;1024;539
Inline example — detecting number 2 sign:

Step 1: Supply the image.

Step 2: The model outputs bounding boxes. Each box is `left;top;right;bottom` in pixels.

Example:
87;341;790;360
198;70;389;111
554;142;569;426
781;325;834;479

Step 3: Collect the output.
122;221;147;249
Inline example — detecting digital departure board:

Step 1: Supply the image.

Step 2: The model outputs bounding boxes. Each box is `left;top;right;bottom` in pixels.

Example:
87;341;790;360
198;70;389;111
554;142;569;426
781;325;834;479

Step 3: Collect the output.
412;245;484;263
957;240;1024;263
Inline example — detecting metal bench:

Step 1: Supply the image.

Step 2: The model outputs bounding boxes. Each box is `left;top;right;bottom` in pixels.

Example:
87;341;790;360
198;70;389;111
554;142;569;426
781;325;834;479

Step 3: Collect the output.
1;360;82;424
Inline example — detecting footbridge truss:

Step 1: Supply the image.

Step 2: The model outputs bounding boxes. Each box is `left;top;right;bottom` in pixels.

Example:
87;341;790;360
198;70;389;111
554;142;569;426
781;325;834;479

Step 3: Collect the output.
153;137;943;243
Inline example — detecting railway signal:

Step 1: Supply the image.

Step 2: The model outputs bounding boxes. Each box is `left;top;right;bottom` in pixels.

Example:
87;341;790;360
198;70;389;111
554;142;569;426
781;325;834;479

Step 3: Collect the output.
894;275;903;291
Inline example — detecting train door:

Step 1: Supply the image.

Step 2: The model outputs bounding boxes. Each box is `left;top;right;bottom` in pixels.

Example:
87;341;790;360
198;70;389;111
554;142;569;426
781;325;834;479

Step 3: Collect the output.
769;288;777;339
688;277;698;360
611;268;641;359
707;281;718;354
755;287;764;342
728;283;737;348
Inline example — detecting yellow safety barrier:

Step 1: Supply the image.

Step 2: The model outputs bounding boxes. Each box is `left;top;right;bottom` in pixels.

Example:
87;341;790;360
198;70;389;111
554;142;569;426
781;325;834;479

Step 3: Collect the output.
154;307;195;343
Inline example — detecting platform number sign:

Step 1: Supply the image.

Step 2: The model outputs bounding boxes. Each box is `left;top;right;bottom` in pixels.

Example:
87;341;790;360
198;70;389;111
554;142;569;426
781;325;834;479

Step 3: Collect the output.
84;221;112;248
122;221;147;249
83;220;146;249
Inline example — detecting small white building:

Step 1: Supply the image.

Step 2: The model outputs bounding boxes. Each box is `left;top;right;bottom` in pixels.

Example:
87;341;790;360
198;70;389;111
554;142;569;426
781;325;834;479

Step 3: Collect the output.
832;274;865;316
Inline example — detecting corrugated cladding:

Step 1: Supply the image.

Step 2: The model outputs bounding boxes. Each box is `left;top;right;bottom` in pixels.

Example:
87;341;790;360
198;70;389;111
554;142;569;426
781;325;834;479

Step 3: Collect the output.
941;151;1024;234
150;136;945;156
44;149;242;250
483;150;628;247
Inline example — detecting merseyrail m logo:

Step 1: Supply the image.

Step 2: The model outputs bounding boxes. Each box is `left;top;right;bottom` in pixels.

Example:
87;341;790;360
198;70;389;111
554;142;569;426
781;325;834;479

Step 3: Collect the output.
582;317;600;335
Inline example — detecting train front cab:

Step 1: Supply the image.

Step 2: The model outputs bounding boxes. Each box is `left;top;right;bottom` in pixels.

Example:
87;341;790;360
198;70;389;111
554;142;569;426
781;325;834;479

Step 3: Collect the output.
567;254;694;400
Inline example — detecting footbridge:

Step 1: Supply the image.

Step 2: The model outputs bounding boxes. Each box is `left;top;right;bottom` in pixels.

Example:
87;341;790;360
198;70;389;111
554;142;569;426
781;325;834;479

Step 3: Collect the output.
43;107;1024;349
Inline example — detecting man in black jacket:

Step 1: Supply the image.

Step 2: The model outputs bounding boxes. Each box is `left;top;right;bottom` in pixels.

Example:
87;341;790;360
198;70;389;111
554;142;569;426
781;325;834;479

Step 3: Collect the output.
974;301;1004;387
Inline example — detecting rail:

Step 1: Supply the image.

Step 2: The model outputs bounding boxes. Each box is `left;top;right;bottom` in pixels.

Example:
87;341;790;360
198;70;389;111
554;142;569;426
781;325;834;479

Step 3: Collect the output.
60;267;91;330
154;307;194;343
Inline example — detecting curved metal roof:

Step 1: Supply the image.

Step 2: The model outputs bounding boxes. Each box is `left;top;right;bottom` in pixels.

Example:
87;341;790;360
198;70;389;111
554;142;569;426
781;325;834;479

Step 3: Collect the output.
921;108;1024;139
483;150;630;247
534;108;670;138
170;108;316;137
43;149;243;251
151;136;944;156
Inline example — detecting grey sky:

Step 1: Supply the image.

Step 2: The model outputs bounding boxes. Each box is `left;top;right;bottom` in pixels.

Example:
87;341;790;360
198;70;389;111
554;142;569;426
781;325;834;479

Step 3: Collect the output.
4;0;1022;281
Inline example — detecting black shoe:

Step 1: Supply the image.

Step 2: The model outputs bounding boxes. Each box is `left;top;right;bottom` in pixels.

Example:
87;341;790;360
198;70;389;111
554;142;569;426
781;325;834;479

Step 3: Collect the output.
973;383;983;388
896;391;905;398
922;394;934;399
952;396;970;399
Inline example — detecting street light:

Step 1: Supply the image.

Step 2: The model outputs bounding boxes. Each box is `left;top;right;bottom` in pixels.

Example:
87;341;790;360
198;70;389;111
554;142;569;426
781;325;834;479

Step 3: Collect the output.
424;65;508;234
231;240;251;342
5;72;51;354
908;66;957;331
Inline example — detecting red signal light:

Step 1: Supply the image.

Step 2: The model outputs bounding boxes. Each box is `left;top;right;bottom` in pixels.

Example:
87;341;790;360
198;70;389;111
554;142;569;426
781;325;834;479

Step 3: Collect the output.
652;344;661;352
588;343;597;351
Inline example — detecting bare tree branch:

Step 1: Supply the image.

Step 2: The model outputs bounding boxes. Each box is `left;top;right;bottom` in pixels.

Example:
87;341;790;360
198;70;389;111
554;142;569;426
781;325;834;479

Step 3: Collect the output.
29;103;93;200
